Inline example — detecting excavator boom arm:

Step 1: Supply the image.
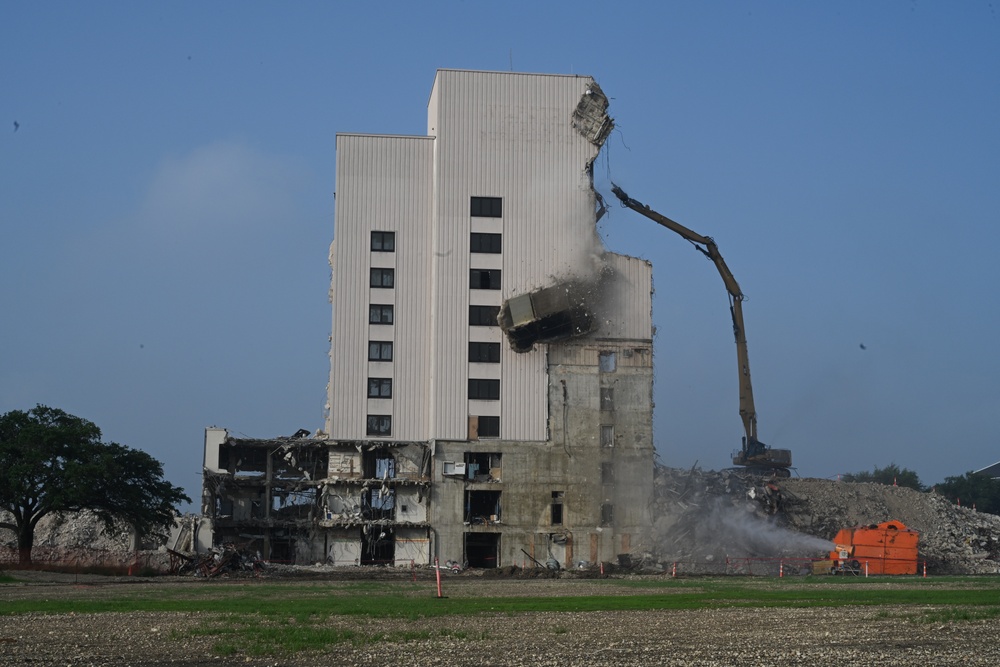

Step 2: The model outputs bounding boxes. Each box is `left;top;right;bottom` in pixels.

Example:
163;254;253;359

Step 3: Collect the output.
610;184;780;467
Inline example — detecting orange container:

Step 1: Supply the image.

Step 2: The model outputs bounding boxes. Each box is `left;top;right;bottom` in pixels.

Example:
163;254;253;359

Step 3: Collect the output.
828;520;919;575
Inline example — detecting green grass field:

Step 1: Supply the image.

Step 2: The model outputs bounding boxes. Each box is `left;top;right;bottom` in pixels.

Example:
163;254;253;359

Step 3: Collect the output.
3;575;999;656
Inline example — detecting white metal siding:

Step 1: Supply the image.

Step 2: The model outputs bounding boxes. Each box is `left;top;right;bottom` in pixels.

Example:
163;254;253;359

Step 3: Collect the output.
332;72;650;446
329;134;434;440
428;70;607;441
593;253;654;341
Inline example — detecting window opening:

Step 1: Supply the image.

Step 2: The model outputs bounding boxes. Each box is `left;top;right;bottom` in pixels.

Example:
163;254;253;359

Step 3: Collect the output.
370;231;395;252
476;415;500;438
550;491;564;526
470;269;501;290
470;196;502;218
599;351;617;373
464;532;500;568
363;487;395;520
370;268;394;288
368;341;393;361
469;378;500;400
465;490;501;524
601;462;614;484
362;449;396;479
369;304;394;324
600;424;615;447
464;452;502;482
470;305;501;326
360;525;394;565
469;341;501;363
601;503;614;526
600;387;614;411
366;415;391;436
367;378;392;398
470;232;502;253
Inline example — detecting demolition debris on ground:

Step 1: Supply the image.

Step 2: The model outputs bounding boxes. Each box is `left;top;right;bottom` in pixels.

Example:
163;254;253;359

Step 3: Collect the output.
4;468;1000;575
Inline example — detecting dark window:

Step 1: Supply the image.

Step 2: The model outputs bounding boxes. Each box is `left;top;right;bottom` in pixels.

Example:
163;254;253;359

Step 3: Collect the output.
601;462;614;484
470;305;500;326
600;387;614;411
369;304;394;324
465;489;502;523
469;341;501;363
600;503;614;526
371;231;395;252
477;416;500;438
367;378;392;398
464;451;502;478
470;232;502;253
368;341;393;361
470;269;501;290
601;424;615;447
469;379;500;400
551;491;564;526
366;415;392;436
470;196;502;218
370;268;394;288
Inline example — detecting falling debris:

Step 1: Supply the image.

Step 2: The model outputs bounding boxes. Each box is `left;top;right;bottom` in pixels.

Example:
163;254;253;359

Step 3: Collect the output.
571;82;614;146
13;121;19;132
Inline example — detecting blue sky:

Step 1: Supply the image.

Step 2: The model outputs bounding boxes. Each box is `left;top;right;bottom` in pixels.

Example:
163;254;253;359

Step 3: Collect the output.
3;2;998;506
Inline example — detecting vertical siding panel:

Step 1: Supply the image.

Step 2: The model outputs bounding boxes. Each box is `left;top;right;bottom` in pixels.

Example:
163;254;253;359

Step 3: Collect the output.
330;134;433;441
336;72;640;445
430;71;605;442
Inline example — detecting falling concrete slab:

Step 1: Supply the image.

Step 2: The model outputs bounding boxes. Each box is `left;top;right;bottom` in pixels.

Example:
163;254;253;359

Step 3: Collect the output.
498;283;596;352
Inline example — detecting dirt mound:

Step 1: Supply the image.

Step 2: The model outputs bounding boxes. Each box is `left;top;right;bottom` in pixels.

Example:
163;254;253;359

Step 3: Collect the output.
647;466;1000;575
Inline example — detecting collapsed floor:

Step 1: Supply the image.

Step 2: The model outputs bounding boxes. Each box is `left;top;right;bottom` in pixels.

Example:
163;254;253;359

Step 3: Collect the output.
4;469;1000;575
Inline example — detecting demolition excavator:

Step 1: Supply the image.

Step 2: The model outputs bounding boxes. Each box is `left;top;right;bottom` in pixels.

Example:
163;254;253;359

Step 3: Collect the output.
611;185;791;476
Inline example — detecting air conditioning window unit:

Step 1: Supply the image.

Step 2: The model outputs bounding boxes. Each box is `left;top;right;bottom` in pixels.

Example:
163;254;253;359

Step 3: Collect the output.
442;461;466;477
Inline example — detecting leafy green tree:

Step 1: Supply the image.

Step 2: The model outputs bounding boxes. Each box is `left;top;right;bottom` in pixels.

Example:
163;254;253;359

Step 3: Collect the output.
0;405;190;564
842;463;925;491
933;472;1000;515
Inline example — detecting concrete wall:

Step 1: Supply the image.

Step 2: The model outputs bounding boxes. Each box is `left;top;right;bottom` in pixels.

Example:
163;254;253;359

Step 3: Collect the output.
431;338;654;568
327;529;361;566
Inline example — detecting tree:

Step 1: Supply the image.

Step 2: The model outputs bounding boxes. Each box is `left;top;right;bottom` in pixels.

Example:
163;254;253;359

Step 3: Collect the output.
842;463;926;491
0;405;190;564
933;472;1000;515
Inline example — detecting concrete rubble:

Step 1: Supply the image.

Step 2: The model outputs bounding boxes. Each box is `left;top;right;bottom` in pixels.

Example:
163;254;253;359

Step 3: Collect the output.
646;466;1000;575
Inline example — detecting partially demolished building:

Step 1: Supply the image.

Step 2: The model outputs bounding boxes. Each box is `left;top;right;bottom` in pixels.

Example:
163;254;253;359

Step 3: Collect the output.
202;69;656;568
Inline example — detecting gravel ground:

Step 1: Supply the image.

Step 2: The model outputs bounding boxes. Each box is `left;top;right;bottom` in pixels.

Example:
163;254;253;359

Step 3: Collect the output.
3;572;1000;667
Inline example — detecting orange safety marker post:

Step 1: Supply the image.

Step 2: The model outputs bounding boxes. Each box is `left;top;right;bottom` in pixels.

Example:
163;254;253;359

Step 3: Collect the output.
864;561;869;578
923;561;927;578
435;557;443;598
672;562;677;578
600;561;604;575
779;561;784;578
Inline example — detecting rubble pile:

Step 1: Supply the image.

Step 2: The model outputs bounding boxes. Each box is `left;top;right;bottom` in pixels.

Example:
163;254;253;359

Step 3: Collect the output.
780;477;1000;574
647;467;830;573
647;466;1000;575
0;510;137;566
